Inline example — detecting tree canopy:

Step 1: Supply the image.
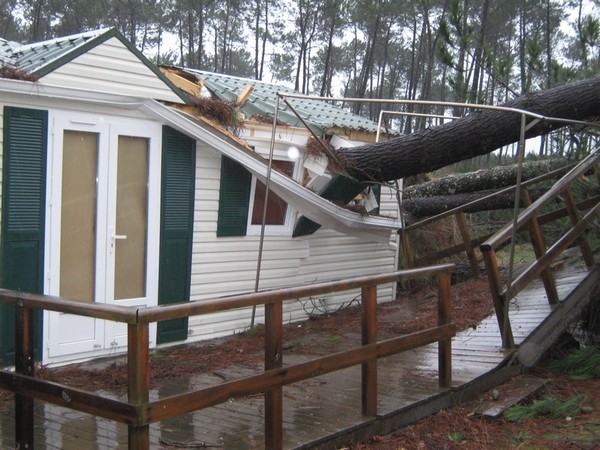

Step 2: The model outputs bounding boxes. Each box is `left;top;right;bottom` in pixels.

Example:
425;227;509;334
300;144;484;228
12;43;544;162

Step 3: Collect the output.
2;1;599;157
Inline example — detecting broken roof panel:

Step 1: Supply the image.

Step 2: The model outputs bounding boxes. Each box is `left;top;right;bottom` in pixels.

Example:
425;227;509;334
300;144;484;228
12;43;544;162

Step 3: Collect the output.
173;68;381;135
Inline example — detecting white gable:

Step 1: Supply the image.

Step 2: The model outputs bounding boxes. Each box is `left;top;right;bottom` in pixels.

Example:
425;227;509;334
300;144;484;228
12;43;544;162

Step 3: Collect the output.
41;37;184;104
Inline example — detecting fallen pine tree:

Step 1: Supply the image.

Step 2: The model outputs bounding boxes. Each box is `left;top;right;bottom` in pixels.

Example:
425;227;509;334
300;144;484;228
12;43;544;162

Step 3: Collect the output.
403;158;569;198
336;75;600;183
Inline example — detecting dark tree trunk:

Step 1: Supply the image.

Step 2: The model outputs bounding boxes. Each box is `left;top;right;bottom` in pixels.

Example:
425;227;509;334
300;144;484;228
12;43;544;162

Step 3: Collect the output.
403;158;569;198
402;188;547;219
338;75;600;183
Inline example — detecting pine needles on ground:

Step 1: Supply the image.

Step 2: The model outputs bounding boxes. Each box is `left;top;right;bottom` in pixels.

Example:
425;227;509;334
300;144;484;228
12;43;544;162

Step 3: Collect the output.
549;346;600;380
504;395;585;422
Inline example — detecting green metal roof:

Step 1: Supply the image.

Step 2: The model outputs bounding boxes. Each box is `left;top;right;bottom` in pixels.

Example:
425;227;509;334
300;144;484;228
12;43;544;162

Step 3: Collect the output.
179;68;381;135
0;28;189;103
3;29;109;75
0;38;20;64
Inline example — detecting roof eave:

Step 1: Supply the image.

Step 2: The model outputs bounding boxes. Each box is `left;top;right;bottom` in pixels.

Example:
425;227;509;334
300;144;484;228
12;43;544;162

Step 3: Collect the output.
0;79;400;240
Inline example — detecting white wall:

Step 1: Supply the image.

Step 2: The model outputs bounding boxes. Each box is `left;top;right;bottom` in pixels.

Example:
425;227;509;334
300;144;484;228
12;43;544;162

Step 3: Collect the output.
184;138;399;342
41;37;184;104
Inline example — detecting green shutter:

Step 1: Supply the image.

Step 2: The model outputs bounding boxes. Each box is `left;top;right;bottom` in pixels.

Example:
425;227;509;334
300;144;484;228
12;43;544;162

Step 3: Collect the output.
293;174;367;237
1;106;47;364
157;127;196;344
217;156;251;237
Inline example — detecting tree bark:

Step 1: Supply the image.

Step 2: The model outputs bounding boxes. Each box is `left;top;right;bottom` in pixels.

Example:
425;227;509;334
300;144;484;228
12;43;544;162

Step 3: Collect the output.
338;75;600;183
403;158;568;198
402;188;547;218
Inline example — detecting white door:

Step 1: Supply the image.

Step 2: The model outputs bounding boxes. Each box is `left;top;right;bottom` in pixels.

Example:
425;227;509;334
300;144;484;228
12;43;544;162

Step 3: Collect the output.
44;112;160;363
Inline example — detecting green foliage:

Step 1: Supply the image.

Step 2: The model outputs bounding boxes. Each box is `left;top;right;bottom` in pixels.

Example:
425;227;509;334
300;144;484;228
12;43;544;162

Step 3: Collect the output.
2;0;600;135
512;429;532;443
446;431;467;442
504;395;585;422
549;346;600;380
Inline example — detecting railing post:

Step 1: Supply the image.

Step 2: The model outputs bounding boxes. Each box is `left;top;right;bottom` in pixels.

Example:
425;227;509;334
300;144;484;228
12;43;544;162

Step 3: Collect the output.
265;302;283;450
480;246;515;348
128;322;150;450
400;230;415;269
15;302;35;449
521;188;560;305
399;230;415;290
436;272;452;388
455;212;479;277
361;285;378;416
563;186;595;267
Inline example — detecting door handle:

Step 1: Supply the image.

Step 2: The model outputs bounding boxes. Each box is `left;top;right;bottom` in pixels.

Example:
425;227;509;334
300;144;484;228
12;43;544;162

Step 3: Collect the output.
110;234;127;251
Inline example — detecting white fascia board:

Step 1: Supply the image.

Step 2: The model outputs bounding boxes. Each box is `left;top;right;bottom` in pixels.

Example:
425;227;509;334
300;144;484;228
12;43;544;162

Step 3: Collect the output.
0;79;401;240
0;78;146;109
140;99;402;241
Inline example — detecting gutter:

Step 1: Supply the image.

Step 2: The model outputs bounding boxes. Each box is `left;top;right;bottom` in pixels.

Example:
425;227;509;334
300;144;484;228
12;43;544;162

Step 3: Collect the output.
0;79;401;241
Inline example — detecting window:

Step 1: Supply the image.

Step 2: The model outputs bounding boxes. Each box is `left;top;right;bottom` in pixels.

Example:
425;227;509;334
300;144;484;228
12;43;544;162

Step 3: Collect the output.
217;156;297;237
250;160;294;226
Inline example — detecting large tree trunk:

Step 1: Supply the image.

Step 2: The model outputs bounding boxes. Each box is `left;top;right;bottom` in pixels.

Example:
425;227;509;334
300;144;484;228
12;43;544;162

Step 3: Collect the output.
338;75;600;183
402;188;547;219
403;158;569;198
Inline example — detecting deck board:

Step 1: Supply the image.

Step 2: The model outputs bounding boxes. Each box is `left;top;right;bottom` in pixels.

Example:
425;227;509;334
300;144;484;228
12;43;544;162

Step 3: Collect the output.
0;264;593;449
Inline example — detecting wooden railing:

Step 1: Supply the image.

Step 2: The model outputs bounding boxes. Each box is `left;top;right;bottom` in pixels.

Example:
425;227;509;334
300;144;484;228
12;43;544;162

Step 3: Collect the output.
480;152;600;348
400;161;585;273
400;152;600;349
0;264;455;450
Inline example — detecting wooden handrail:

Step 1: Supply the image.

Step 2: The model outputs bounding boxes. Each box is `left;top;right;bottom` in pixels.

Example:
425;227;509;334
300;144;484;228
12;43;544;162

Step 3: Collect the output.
508;202;600;297
404;162;576;232
0;291;139;323
478;151;600;347
138;265;452;323
481;152;600;251
0;264;455;450
399;151;599;350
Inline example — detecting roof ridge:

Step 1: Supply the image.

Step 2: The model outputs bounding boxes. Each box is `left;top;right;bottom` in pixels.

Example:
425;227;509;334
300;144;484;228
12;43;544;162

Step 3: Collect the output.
16;27;113;52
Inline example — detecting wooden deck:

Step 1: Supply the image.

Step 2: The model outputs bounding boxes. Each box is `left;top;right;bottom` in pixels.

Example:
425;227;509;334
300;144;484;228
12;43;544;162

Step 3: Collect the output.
0;264;596;449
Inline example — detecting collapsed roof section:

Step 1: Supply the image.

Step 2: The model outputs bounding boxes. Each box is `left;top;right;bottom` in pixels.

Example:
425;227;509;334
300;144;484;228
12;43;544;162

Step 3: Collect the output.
160;66;385;141
0;26;402;240
160;66;401;238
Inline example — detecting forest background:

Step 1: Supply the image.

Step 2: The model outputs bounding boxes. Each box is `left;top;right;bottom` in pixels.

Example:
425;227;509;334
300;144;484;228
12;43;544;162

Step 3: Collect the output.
1;0;599;156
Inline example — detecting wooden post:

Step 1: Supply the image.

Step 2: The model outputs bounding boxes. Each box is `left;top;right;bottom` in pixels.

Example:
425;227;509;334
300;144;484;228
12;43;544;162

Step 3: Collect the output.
563;187;595;267
15;303;35;449
265;302;283;450
521;188;560;305
128;323;150;449
361;285;378;416
400;230;414;269
455;212;479;277
399;230;415;291
436;272;452;388
480;246;515;348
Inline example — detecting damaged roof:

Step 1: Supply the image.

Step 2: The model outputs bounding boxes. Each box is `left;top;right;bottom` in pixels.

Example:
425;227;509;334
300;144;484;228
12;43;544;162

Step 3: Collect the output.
166;67;382;136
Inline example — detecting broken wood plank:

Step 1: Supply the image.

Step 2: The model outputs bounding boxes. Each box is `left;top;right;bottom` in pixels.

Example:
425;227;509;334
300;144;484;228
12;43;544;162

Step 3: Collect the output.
473;376;547;418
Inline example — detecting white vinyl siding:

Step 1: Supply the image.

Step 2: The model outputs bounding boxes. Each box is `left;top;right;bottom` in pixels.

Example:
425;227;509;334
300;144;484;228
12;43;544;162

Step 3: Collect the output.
185;144;397;342
41;37;184;104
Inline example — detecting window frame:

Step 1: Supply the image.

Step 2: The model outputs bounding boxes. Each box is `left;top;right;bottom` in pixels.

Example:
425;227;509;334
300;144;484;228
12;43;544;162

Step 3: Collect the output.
246;158;300;236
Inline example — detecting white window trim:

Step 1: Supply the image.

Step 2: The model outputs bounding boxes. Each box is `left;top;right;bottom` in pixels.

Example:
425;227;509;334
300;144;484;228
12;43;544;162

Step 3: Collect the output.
246;158;300;236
